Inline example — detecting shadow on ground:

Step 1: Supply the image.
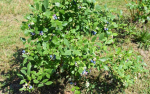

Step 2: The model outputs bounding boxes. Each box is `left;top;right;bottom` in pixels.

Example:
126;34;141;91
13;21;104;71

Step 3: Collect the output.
0;47;23;94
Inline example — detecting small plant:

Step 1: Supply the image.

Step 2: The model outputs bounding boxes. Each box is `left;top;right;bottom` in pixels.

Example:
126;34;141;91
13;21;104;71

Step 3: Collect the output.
125;0;150;23
134;30;150;50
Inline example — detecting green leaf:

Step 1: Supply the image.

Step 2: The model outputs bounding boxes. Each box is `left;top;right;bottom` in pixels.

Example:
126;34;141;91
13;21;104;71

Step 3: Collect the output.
31;70;36;74
27;75;31;81
55;2;60;7
52;37;60;45
75;91;80;94
87;0;92;3
43;10;51;18
24;30;30;36
60;9;65;14
27;38;31;43
43;50;48;55
19;88;25;91
78;68;83;74
62;50;71;55
71;29;76;34
46;74;50;79
37;76;42;81
31;74;36;79
93;22;99;29
21;70;27;75
106;39;113;44
22;67;27;70
99;57;109;62
38;83;44;87
22;54;27;58
62;21;68;26
33;80;39;84
76;25;79;30
36;3;39;10
42;42;47;50
17;74;24;79
75;86;80;90
42;4;46;12
28;56;34;60
25;44;29;48
99;33;105;40
113;33;118;36
71;87;75;91
64;39;69;47
56;54;61;60
73;50;82;56
44;0;48;9
96;42;102;47
95;4;101;10
104;65;109;71
42;79;49;83
37;43;42;51
56;21;62;26
112;22;118;28
69;17;72;22
45;81;53;85
20;79;26;84
27;62;31;76
91;36;97;42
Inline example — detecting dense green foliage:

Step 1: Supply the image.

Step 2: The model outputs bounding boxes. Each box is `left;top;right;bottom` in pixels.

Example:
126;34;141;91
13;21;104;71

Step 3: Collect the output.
18;0;147;93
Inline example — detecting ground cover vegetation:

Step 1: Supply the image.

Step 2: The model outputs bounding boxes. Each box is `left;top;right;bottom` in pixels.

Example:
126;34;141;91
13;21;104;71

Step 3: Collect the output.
0;0;150;94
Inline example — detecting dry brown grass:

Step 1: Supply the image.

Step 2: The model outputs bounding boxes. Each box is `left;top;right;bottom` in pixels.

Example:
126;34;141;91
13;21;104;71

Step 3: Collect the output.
0;0;33;16
0;0;33;77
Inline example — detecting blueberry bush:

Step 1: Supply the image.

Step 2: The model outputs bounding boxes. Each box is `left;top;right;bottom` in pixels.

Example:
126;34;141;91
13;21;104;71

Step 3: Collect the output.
18;0;147;93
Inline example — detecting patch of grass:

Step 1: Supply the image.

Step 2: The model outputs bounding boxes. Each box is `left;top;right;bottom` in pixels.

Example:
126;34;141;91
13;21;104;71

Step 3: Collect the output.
0;0;33;93
0;0;33;81
97;0;131;14
0;0;33;16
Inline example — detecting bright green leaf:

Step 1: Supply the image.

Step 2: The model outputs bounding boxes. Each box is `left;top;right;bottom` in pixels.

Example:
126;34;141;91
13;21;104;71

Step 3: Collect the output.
42;79;49;83
37;76;42;81
60;9;65;14
44;0;48;9
20;79;26;84
45;81;53;85
46;74;50;79
36;3;39;10
69;17;72;22
27;62;31;76
62;21;68;26
33;80;39;84
99;33;105;40
31;74;36;79
62;50;71;55
73;50;82;56
17;74;24;79
55;2;60;7
38;83;44;87
28;56;34;60
91;36;97;42
21;70;27;75
99;57;109;62
104;65;109;71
